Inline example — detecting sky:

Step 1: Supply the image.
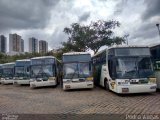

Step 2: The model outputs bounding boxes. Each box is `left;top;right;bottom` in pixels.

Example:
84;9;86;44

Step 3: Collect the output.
0;0;160;52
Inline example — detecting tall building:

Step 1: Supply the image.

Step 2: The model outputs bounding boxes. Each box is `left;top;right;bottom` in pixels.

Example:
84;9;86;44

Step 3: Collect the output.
21;39;24;52
39;40;48;53
29;37;38;53
0;35;7;53
9;33;23;52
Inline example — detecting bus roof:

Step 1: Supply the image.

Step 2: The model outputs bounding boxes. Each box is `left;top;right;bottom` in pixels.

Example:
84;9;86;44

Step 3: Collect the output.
63;52;90;56
31;56;55;60
16;59;30;62
108;45;149;49
3;62;15;65
93;45;149;57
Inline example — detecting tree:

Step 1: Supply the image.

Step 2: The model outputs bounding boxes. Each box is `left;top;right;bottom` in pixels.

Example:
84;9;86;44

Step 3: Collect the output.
63;20;126;53
63;23;88;52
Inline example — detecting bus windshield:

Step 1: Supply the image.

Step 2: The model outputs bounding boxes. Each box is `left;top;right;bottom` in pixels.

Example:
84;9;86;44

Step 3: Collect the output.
116;57;154;79
0;69;2;77
15;67;24;75
63;62;91;79
3;68;14;77
15;67;29;77
31;65;54;78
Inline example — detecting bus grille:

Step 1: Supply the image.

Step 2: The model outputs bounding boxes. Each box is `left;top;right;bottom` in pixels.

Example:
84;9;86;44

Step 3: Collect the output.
130;80;148;84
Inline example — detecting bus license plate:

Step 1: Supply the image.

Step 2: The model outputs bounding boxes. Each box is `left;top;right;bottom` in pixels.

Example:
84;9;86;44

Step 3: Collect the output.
122;88;129;93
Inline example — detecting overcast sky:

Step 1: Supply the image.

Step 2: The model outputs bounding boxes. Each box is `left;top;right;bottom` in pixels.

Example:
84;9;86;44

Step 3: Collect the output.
0;0;160;52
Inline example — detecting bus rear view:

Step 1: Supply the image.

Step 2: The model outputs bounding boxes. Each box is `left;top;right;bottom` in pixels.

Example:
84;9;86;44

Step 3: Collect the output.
62;52;93;90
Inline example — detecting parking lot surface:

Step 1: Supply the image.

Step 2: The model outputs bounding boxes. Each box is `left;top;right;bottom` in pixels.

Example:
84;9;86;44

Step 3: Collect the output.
0;84;160;114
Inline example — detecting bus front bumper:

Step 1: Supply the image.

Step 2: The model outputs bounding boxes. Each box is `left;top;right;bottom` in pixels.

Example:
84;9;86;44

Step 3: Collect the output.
30;80;57;88
16;80;30;85
116;84;157;94
63;81;94;90
1;79;14;84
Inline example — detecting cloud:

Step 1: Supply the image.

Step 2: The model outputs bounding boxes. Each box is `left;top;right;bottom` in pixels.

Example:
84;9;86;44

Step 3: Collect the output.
78;12;91;22
48;27;68;50
113;0;128;15
131;22;158;40
111;0;160;46
142;0;160;20
1;0;160;53
0;0;59;32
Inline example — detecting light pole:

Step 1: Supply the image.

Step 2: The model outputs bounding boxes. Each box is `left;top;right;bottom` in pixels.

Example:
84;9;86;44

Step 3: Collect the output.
156;23;160;38
124;33;129;45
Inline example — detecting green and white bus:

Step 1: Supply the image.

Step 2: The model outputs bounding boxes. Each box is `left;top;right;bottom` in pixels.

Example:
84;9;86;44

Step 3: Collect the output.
150;44;160;89
62;52;93;90
92;46;157;94
1;62;15;84
13;59;31;85
30;56;61;88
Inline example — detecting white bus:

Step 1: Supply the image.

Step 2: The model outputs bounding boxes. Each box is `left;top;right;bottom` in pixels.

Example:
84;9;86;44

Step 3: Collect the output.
92;46;157;94
13;59;31;85
150;44;160;89
30;56;61;88
62;52;93;90
1;62;15;84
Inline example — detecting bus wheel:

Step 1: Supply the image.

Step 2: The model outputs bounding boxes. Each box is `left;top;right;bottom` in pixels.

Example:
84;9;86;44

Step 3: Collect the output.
104;78;109;90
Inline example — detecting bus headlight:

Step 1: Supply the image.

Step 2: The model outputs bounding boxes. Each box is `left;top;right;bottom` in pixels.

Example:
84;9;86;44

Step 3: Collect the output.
1;78;5;80
149;78;156;83
63;79;71;83
86;77;93;81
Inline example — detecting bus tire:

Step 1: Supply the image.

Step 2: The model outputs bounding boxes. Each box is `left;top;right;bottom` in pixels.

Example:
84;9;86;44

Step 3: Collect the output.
104;78;109;90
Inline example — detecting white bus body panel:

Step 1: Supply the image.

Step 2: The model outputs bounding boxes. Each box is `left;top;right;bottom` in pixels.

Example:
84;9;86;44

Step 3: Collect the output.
13;80;17;84
99;63;112;87
1;79;13;84
30;80;57;88
17;80;30;85
100;64;111;87
13;78;30;85
63;79;94;90
115;84;157;93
